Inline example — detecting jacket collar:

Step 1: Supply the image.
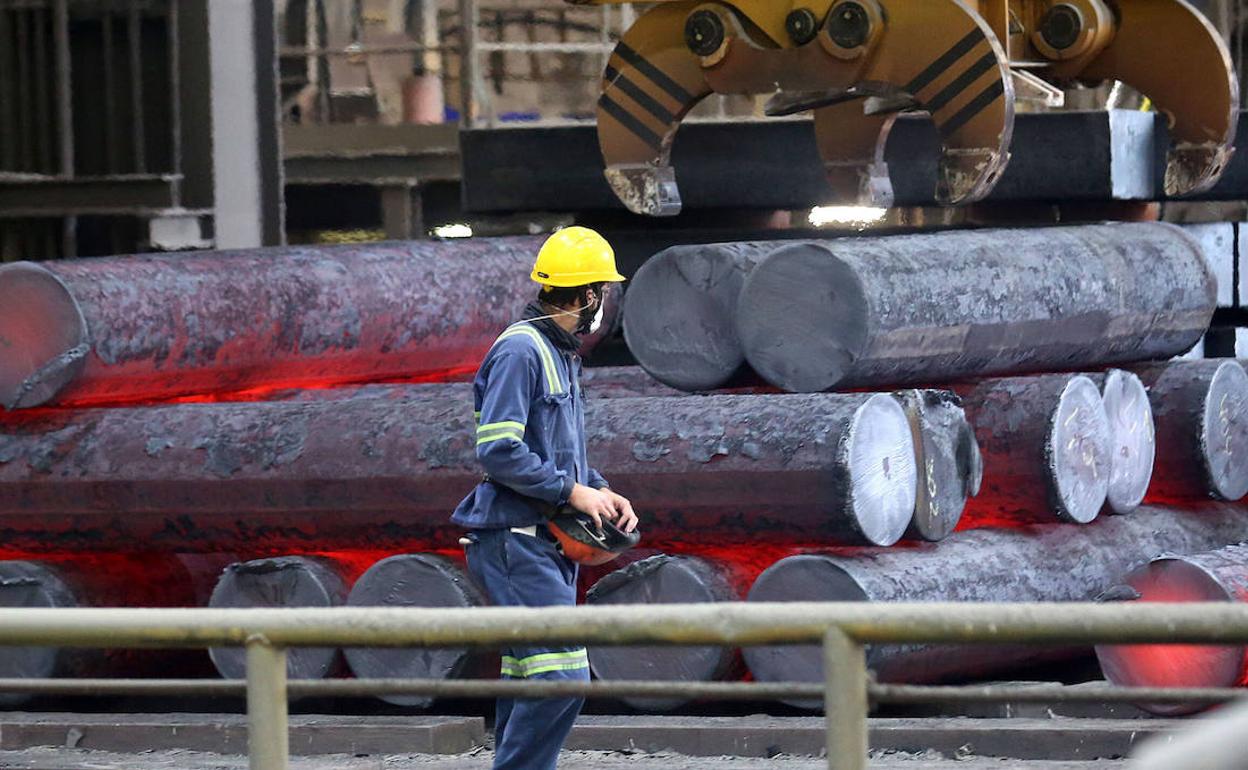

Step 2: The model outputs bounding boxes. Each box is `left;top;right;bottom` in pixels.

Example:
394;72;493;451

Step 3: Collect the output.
522;301;580;353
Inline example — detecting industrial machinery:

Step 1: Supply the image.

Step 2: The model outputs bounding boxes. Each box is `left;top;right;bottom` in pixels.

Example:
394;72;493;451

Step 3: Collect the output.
568;0;1239;215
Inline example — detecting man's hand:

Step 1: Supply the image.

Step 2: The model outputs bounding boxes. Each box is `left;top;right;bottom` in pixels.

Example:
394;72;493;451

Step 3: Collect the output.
568;483;616;532
602;489;638;533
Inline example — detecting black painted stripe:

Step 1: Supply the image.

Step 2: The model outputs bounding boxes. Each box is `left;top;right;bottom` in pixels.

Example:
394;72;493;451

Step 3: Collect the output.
615;43;695;105
903;28;984;96
605;64;676;125
939;78;1006;135
599;93;662;150
924;52;998;115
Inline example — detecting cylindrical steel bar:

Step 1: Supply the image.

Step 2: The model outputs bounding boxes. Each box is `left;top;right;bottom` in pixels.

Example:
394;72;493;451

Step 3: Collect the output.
1096;543;1248;715
0;236;627;410
1133;360;1248;502
344;552;488;708
0;392;916;551
736;224;1215;392
894;389;981;541
0;554;225;702
744;504;1248;703
1087;370;1155;514
208;556;355;681
623;242;771;391
587;393;917;547
585;554;742;711
958;375;1111;527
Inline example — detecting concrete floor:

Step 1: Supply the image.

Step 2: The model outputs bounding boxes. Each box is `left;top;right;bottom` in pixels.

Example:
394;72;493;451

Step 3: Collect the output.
0;748;1132;770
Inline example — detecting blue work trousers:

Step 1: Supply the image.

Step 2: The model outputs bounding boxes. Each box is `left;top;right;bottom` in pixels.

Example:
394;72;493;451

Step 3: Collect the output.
465;526;588;770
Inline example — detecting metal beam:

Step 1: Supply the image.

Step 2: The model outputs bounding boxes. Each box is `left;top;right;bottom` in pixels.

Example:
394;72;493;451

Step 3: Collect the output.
0;174;179;217
284;155;459;186
460;111;1248;213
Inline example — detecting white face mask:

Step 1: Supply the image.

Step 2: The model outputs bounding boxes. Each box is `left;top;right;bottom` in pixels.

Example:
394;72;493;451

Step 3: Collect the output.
588;302;605;334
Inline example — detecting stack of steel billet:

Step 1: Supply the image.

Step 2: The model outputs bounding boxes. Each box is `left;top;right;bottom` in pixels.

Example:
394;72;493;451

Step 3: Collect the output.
0;238;621;411
743;505;1248;699
2;222;1247;708
1095;542;1248;715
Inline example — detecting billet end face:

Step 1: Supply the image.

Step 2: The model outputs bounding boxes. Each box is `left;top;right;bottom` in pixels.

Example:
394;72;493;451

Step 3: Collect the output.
1047;376;1111;524
1200;361;1248;501
345;554;482;708
895;389;977;542
847;393;917;546
1095;556;1242;716
0;262;90;410
586;555;733;712
736;242;870;393
744;554;868;710
1100;369;1156;514
208;557;342;681
0;562;71;688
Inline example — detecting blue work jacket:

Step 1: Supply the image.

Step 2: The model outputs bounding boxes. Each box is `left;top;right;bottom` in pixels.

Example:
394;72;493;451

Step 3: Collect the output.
451;320;609;530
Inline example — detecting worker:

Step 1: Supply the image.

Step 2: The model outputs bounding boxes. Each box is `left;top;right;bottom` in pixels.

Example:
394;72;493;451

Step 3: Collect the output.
452;226;638;770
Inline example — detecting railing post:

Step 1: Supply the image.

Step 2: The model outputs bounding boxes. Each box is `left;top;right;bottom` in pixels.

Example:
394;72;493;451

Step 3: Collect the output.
246;635;288;770
824;627;868;770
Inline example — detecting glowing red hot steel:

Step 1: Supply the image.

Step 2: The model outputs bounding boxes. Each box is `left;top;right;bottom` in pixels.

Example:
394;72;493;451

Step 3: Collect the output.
1095;543;1248;715
745;505;1248;709
0;238;620;411
0;553;233;696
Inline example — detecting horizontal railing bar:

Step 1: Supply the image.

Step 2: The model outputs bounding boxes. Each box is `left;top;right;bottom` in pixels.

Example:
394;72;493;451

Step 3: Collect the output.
0;603;1243;648
476;41;611;53
0;678;820;700
278;43;455;57
0;678;1240;706
870;683;1248;704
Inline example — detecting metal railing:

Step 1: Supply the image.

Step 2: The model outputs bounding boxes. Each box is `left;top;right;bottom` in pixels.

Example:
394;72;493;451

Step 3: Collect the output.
1;602;1247;770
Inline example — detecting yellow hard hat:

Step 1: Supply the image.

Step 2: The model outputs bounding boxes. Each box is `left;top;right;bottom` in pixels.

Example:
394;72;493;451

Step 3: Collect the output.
531;226;626;287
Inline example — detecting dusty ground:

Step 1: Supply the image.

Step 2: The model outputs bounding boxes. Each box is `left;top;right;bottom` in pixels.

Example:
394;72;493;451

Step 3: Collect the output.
0;747;1131;770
